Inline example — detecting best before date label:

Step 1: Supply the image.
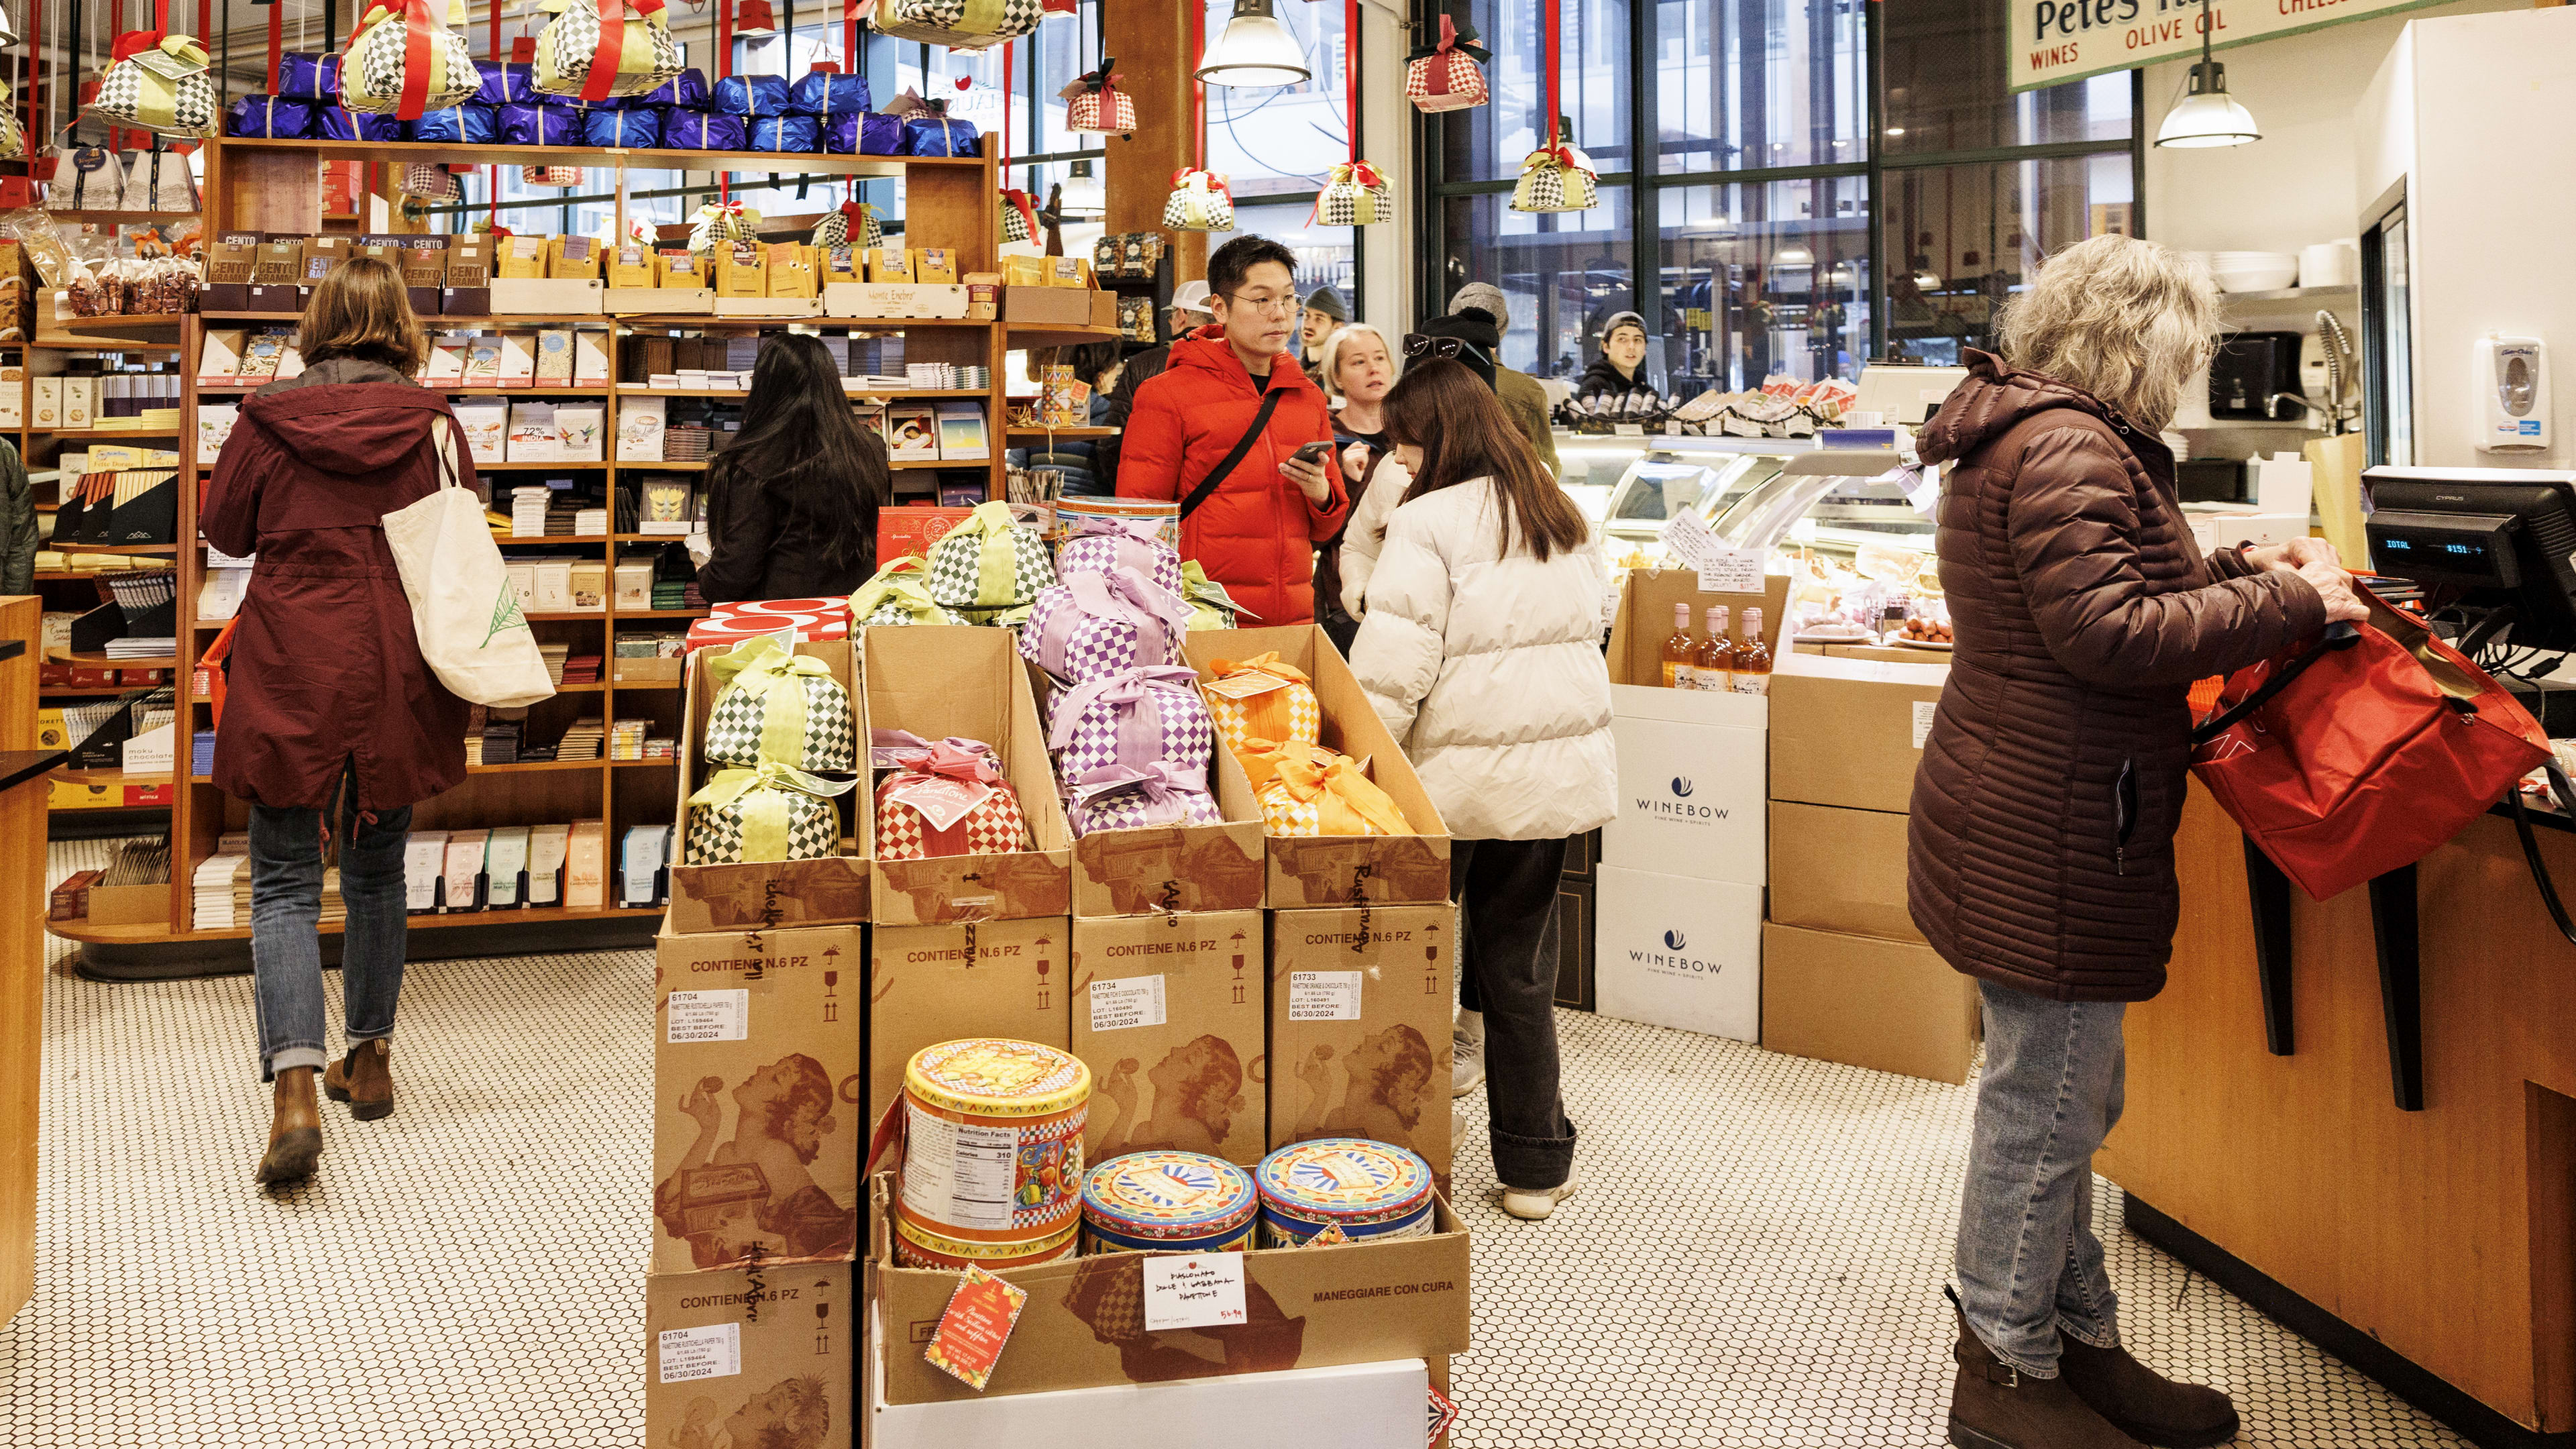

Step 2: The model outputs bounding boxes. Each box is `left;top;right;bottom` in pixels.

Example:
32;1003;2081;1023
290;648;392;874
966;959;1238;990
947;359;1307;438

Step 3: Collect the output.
655;1324;741;1384
1288;971;1363;1022
1140;1253;1248;1332
1912;700;1939;749
1089;973;1168;1032
665;989;748;1044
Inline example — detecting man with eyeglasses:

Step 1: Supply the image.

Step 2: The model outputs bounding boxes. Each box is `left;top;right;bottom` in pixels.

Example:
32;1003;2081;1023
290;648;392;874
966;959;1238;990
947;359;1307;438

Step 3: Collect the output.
1118;235;1346;627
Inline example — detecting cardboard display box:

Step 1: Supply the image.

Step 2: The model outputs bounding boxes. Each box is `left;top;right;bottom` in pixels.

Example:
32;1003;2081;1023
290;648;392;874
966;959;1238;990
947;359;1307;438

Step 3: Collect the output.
648;1263;854;1449
1179;626;1450;908
1266;902;1455;1193
488;277;604;315
866;915;1071;1128
822;282;969;320
1593;864;1763;1042
1768;800;1923;945
612;286;711;315
669;638;871;934
867;1347;1429;1446
1068;909;1267;1167
651;922;865;1276
1040;662;1266;918
1760;920;1979;1084
1767;647;1949;815
1001;285;1095;327
865;627;1073;926
864;1174;1469;1406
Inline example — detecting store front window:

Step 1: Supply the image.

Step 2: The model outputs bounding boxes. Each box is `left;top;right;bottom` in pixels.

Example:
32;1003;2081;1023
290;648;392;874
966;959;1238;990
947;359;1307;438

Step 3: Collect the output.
1657;0;1866;175
1659;176;1869;394
1438;185;1635;381
1878;152;2132;364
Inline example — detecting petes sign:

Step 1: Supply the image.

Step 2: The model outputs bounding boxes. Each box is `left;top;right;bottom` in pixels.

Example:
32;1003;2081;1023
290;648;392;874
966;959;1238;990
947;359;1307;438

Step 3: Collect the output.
2008;0;2450;93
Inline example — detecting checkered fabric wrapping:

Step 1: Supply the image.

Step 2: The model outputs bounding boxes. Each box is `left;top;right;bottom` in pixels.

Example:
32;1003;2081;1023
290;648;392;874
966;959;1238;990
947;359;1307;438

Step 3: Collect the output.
342;13;480;115
686;789;839;864
92;48;218;136
1065;87;1134;133
1511;151;1597;213
702;672;854;771
1016;579;1186;685
875;773;1030;860
859;597;971;627
532;0;683;100
1203;667;1322;756
1403;52;1487;111
1256;772;1406;839
1161;174;1234;232
1000;195;1034;244
1068;782;1223;838
1046;669;1212;779
873;0;1045;48
1317;176;1392;226
1053;530;1183;598
810;204;883;251
924;509;1056;619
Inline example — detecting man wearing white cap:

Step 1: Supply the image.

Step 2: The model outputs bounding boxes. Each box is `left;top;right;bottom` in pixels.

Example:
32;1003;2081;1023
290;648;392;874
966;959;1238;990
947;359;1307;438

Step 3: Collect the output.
1097;280;1214;483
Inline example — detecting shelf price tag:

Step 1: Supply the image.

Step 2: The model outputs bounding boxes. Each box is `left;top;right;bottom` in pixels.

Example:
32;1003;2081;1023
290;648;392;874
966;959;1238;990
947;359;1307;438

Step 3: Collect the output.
1140;1253;1248;1332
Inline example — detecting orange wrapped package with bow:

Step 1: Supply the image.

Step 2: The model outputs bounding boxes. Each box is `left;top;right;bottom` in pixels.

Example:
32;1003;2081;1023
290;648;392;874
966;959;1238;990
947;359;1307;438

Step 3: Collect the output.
1200;653;1321;759
1238;738;1415;839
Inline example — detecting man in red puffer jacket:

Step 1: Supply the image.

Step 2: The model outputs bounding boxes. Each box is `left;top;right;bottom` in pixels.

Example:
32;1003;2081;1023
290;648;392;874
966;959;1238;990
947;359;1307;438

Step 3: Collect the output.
1118;235;1346;626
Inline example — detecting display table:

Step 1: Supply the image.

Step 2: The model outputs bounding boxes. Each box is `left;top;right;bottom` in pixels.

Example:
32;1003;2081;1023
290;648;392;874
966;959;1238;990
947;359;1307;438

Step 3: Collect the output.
2099;783;2576;1448
0;597;62;1324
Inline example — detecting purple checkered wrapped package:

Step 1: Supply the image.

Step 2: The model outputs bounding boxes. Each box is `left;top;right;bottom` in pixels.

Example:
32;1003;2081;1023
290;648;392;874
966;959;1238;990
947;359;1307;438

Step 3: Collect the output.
1046;665;1212;780
1064;761;1224;839
1054;516;1183;598
1017;566;1191;686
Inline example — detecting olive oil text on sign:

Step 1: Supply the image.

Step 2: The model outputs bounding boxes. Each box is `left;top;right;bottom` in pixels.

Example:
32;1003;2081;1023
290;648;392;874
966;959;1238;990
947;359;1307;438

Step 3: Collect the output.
2008;0;2448;91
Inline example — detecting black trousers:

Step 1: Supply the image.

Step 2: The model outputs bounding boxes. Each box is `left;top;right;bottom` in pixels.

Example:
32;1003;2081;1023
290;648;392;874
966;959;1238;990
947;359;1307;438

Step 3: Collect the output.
1452;837;1578;1189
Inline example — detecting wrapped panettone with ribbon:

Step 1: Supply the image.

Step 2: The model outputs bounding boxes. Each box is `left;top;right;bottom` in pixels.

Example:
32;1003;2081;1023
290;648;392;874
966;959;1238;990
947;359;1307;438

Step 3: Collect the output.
1055;514;1183;599
849;555;971;628
1200;653;1320;756
93;19;219;137
1179;562;1248;631
338;0;482;117
686;762;855;864
873;733;1030;860
1018;568;1191;686
1238;739;1415;839
531;0;683;101
700;637;855;771
1045;663;1212;781
1314;160;1392;226
1065;760;1223;838
810;199;883;251
1161;167;1234;232
688;199;761;253
871;0;1046;50
1061;58;1133;133
1403;13;1490;112
999;186;1038;245
1511;129;1598;214
924;500;1057;622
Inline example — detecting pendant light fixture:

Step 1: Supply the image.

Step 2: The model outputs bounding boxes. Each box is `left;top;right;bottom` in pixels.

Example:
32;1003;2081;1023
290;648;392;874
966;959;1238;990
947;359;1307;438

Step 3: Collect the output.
2154;0;2259;148
1774;241;1815;268
1059;158;1106;216
1197;0;1309;89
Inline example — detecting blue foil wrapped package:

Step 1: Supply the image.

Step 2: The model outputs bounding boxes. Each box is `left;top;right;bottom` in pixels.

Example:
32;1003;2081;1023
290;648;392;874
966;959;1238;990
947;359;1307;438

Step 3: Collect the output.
744;115;821;153
276;52;340;102
788;69;870;115
497;103;583;147
474;60;534;107
635;67;709;109
226;94;315;139
824;111;903;156
712;74;792;117
584;107;665;149
900;113;979;158
405;104;498;144
315;106;402;142
659;109;747;152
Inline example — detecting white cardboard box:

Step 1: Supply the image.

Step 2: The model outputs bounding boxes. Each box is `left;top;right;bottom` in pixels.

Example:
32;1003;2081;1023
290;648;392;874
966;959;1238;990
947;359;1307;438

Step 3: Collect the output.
1594;863;1764;1042
1601;710;1767;885
2184;510;2308;554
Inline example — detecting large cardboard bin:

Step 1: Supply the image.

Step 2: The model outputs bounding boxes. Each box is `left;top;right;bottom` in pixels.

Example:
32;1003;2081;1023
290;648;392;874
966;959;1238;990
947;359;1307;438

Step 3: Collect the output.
1593;865;1764;1042
867;915;1071;1129
1036;659;1267;918
1769;800;1923;945
1070;909;1267;1167
670;637;872;934
1600;570;1784;887
649;1263;855;1449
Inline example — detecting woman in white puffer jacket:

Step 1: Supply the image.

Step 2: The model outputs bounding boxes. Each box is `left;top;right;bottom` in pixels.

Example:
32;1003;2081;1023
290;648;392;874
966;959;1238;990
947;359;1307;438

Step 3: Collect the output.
1350;358;1615;1222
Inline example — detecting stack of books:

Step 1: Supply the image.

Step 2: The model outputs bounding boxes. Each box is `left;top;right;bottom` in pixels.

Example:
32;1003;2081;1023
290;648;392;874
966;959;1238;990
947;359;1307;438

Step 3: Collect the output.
663;425;712;462
191;845;248;930
608;718;653;761
557;716;603;762
539;641;571;686
561;655;601;686
478;717;524;766
317;869;345;930
510;487;550;539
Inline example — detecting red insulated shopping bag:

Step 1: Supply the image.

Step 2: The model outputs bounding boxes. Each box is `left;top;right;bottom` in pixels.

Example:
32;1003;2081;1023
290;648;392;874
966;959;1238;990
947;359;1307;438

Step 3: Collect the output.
2189;585;2549;901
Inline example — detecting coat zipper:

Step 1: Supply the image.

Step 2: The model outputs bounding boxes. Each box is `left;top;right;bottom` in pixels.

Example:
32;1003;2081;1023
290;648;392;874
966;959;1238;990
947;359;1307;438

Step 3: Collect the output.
2114;758;2139;877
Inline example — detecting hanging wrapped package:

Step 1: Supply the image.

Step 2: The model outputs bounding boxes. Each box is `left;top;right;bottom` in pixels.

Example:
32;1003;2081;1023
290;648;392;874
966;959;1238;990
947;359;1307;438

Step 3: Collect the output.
633;64;706;107
810;200;884;250
496;100;582;145
1160;167;1234;231
402;102;496;142
1509;136;1598;213
700;636;855;771
1018;568;1190;686
1199;653;1320;755
92;30;219;138
848;555;971;628
1402;15;1490;113
1179;561;1247;631
1064;760;1224;839
745;114;821;154
339;0;482;117
1313;160;1392;225
710;73;790;116
923;500;1057;623
788;64;869;116
1054;513;1183;598
225;94;316;138
277;50;344;101
686;199;761;252
531;0;684;102
1060;58;1134;134
1238;739;1415;839
582;103;661;148
659;108;744;151
472;58;533;105
871;0;1044;51
1046;662;1212;782
873;735;1030;861
686;762;855;864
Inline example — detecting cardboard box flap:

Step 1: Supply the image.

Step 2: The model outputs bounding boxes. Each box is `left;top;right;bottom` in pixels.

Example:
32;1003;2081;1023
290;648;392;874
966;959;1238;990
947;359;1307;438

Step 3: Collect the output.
868;627;1073;924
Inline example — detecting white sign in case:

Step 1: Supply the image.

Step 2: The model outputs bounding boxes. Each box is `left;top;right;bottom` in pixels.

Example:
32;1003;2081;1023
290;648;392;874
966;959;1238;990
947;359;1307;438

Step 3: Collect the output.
1594;864;1764;1042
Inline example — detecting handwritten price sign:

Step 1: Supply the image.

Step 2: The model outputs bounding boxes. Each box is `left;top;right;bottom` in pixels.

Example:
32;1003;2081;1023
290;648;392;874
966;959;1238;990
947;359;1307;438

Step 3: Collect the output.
1141;1252;1248;1332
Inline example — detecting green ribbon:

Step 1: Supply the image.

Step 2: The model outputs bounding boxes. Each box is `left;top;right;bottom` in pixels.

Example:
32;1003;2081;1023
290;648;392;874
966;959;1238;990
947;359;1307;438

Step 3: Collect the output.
1181;560;1244;630
850;563;957;625
960;500;1020;608
688;762;855;862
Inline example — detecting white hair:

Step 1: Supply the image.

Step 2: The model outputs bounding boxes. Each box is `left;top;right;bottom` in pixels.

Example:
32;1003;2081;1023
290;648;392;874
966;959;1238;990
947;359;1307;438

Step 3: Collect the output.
1994;233;2219;432
1318;323;1401;400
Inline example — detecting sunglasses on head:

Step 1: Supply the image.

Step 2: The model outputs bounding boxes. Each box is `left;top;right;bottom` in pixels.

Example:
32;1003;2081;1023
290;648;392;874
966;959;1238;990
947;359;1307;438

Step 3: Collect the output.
1403;333;1489;366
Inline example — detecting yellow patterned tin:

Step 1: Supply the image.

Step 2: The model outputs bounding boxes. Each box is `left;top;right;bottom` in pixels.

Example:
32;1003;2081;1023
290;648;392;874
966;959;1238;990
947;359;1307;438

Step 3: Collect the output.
900;1038;1091;1245
893;1214;1081;1271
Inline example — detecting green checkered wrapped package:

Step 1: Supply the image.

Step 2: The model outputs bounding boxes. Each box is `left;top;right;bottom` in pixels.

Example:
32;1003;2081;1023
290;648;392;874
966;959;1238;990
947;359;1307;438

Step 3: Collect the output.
849;555;973;628
700;637;855;771
686;763;853;864
923;500;1057;622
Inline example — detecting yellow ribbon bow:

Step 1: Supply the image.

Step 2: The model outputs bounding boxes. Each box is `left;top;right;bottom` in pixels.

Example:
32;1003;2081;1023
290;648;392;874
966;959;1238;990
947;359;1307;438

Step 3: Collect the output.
850;556;957;625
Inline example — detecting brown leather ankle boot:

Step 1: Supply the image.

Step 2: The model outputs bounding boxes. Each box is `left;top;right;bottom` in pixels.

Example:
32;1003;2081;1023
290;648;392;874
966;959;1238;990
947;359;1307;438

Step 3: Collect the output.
1947;1293;2145;1449
256;1067;323;1184
323;1038;394;1121
2058;1335;2239;1447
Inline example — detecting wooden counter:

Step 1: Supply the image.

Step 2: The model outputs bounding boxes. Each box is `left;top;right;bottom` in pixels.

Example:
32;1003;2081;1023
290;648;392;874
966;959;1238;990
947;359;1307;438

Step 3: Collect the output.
2100;783;2576;1446
0;597;55;1324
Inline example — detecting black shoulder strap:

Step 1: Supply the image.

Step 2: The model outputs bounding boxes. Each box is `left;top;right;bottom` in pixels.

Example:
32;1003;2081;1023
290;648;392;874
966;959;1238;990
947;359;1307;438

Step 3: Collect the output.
1181;383;1288;521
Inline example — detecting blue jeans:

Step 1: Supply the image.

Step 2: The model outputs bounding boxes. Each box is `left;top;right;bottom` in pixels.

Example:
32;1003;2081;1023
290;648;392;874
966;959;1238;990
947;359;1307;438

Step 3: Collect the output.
249;791;412;1080
1955;980;2127;1377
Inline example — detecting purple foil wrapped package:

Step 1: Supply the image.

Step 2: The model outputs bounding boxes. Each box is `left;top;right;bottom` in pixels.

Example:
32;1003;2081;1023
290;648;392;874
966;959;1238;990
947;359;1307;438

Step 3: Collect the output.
1063;761;1225;839
1045;665;1213;780
474;60;534;106
1054;517;1183;598
658;109;746;151
636;67;709;108
788;68;871;115
744;114;821;153
1017;567;1191;686
226;94;315;139
584;106;664;148
315;106;403;142
496;103;580;146
276;52;341;102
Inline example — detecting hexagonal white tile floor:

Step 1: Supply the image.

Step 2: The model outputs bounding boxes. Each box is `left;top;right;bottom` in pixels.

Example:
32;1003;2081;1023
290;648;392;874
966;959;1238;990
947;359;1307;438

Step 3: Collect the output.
5;840;2470;1447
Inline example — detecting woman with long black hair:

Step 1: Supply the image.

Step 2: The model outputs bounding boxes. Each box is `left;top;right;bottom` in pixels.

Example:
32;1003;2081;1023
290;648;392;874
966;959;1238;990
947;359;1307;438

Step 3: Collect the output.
697;333;892;602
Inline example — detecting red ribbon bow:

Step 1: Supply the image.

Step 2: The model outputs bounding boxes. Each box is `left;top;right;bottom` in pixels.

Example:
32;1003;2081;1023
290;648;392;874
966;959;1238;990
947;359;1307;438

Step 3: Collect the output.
1170;167;1231;200
339;0;444;119
574;0;671;104
1000;187;1038;238
110;30;170;63
912;741;1002;786
1343;160;1385;190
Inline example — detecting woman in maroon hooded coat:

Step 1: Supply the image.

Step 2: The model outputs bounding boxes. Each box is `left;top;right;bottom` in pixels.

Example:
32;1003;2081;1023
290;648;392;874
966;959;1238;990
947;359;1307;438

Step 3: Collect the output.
202;257;474;1185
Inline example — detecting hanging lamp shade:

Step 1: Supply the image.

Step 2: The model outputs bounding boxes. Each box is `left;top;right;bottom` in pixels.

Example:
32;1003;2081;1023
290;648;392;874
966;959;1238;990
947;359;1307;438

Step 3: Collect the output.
1059;158;1106;217
733;0;780;38
2155;60;2259;148
1774;241;1815;268
1197;0;1309;89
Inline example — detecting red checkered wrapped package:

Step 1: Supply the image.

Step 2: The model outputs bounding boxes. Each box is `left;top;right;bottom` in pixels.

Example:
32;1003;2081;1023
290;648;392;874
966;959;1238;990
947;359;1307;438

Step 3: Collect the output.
872;732;1031;859
1403;15;1490;113
683;597;853;653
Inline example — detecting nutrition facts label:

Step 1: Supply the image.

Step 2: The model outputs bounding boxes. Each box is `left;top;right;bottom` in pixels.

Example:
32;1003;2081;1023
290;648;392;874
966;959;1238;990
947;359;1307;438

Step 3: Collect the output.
665;989;748;1044
901;1106;1020;1232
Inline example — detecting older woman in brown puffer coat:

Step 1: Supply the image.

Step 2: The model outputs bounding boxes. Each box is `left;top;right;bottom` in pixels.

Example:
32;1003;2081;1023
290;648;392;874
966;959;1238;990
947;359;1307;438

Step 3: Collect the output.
1907;235;2368;1449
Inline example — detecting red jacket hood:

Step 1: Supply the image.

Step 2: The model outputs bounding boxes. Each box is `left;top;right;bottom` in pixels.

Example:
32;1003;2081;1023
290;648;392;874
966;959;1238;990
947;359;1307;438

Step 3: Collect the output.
1167;327;1322;396
244;360;451;478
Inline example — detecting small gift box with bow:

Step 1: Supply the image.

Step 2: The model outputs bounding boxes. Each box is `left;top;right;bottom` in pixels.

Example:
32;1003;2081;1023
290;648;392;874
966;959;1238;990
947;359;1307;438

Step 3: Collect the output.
1055;515;1184;599
700;637;857;772
924;500;1057;623
849;556;969;628
341;0;482;117
1315;160;1392;227
1161;168;1234;232
1511;131;1599;214
1046;663;1214;781
1063;761;1224;839
1403;15;1490;112
687;199;762;253
1238;738;1415;839
1019;568;1192;686
686;762;854;865
873;734;1032;861
810;200;884;252
1061;58;1134;134
531;0;683;102
1200;653;1320;757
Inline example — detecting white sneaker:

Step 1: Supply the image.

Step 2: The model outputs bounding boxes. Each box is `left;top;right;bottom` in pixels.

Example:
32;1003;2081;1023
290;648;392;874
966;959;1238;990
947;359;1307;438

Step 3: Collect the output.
1501;1161;1580;1222
1451;1009;1485;1098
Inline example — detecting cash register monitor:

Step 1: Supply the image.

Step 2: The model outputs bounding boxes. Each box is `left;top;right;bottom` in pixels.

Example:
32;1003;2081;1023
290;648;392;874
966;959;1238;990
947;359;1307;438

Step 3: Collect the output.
2364;466;2576;653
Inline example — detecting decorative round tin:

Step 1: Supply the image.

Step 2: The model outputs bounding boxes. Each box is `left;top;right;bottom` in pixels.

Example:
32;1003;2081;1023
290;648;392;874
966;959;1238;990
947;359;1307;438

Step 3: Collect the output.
900;1039;1091;1244
1254;1139;1436;1248
893;1215;1080;1271
1081;1151;1259;1255
1054;494;1179;549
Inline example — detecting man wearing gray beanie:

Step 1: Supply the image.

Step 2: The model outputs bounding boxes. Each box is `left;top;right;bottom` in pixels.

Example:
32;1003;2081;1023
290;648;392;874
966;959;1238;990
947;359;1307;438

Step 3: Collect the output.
1447;283;1560;480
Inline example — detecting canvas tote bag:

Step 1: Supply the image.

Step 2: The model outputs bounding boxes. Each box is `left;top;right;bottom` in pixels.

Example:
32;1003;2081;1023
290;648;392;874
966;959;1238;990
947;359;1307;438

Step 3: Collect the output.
381;417;556;707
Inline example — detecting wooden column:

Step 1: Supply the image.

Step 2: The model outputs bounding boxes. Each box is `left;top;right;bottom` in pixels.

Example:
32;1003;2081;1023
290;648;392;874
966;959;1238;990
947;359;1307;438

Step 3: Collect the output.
1102;0;1205;284
0;595;44;1325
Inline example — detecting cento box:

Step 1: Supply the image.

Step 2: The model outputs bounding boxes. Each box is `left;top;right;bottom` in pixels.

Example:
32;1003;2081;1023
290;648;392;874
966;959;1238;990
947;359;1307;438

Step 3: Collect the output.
1766;643;1949;816
1035;659;1265;918
648;1262;854;1449
1179;625;1450;908
865;627;1073;926
865;914;1071;1130
669;637;871;934
861;1174;1468;1406
651;922;864;1275
1067;908;1266;1167
1266;902;1456;1195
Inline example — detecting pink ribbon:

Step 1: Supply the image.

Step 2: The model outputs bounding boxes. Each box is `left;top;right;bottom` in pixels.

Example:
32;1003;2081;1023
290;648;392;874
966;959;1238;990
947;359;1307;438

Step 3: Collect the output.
1038;567;1191;681
1069;760;1214;827
869;729;999;776
1047;664;1202;757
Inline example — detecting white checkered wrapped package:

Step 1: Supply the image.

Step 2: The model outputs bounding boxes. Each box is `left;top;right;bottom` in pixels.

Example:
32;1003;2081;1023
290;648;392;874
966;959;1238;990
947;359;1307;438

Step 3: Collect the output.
873;0;1044;48
1053;521;1182;598
924;500;1056;621
1017;568;1191;686
810;202;882;251
341;2;480;115
1403;51;1487;112
700;647;855;771
684;764;853;864
1044;665;1212;780
92;39;219;137
1510;145;1597;214
1316;162;1391;226
532;0;683;101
